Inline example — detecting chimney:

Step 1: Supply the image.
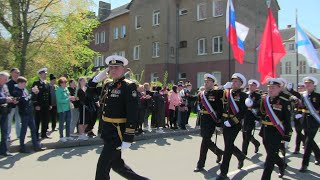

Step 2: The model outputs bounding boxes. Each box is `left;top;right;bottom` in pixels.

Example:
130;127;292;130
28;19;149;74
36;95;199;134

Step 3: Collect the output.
98;1;111;21
287;25;292;28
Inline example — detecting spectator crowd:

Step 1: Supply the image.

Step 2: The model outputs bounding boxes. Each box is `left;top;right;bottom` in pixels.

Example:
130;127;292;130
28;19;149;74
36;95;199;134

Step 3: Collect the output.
0;67;198;156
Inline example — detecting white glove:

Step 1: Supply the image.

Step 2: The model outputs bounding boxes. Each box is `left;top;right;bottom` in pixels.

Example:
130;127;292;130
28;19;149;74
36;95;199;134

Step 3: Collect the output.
224;121;231;127
121;142;132;150
223;82;232;89
290;95;298;101
287;83;293;91
216;127;222;132
295;114;303;119
255;120;261;127
284;141;289;149
245;98;253;107
252;109;258;116
92;68;109;83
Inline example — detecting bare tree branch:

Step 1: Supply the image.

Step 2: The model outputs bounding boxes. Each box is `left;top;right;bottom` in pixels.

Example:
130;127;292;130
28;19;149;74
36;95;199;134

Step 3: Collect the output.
28;0;60;35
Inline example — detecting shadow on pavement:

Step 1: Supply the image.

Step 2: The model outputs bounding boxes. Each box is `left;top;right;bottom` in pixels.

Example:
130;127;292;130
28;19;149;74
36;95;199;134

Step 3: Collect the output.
37;145;98;162
0;153;32;169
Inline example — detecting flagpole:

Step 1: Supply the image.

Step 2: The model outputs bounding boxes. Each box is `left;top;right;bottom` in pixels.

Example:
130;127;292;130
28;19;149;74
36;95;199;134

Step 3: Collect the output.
295;9;299;91
267;0;275;77
228;1;231;120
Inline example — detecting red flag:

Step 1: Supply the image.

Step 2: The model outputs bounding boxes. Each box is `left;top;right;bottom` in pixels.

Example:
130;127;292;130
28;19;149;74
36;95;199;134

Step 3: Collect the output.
258;8;286;84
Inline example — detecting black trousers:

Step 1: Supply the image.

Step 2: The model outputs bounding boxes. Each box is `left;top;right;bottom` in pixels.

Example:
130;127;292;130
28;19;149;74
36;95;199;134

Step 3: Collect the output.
169;109;178;128
197;132;223;168
49;106;57;131
35;106;50;138
220;124;245;175
261;126;285;180
294;119;305;151
95;140;149;180
242;124;260;155
302;128;320;166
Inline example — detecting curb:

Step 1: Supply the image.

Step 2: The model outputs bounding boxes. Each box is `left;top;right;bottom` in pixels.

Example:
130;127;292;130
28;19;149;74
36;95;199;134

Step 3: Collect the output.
9;128;200;153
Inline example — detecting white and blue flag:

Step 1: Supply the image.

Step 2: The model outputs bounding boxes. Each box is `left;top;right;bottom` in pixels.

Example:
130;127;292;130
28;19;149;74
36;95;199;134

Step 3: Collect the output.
296;23;320;69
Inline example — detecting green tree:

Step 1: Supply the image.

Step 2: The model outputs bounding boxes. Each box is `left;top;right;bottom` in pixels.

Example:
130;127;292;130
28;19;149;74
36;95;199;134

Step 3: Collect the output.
0;0;98;77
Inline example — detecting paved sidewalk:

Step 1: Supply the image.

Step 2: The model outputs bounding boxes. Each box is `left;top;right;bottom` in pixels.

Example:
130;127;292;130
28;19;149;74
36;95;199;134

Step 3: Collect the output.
8;118;200;152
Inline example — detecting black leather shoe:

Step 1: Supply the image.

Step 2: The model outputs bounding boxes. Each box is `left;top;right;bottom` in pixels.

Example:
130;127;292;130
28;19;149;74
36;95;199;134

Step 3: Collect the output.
0;152;13;157
41;135;51;139
216;174;228;180
299;165;308;173
238;159;244;169
34;147;46;152
216;153;223;163
193;167;204;172
254;143;260;153
278;164;285;178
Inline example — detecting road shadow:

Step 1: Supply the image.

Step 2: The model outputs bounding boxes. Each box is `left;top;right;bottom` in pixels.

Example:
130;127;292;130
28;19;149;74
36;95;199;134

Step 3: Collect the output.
198;164;220;179
37;145;97;162
0;153;32;169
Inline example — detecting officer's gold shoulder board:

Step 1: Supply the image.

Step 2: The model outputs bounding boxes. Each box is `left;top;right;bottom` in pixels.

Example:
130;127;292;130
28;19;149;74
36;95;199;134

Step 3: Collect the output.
124;79;134;84
104;78;113;84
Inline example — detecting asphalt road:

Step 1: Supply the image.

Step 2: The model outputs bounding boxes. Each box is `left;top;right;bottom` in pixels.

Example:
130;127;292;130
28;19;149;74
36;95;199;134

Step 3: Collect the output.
1;130;320;180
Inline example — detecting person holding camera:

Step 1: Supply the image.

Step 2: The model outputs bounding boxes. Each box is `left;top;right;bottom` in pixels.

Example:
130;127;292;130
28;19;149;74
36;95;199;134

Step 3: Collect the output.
12;76;45;153
0;71;17;157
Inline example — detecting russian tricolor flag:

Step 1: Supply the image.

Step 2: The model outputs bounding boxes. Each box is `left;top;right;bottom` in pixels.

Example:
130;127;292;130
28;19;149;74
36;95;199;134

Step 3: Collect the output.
226;0;249;64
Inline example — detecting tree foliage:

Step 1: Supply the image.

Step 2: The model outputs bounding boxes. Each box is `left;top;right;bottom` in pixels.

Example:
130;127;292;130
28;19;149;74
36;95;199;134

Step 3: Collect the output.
0;0;99;78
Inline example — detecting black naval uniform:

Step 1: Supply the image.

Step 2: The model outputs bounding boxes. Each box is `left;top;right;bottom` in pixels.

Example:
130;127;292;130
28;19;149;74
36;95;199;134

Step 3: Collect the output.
195;87;224;170
219;89;247;177
242;90;261;155
288;89;305;153
300;91;320;171
32;79;51;138
89;76;148;180
260;94;292;180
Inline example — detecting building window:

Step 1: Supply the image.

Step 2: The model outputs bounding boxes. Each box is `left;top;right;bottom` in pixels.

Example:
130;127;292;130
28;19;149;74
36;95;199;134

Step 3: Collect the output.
179;8;188;16
134;74;140;81
288;43;295;51
95;32;99;44
197;3;207;21
212;36;223;53
180;41;187;48
120;25;126;38
100;31;105;44
310;67;317;73
133;45;141;60
99;55;104;66
113;27;119;40
212;71;221;84
170;47;175;57
151;73;159;82
299;61;306;74
213;0;224;17
152;42;160;58
279;62;282;75
119;51;125;57
94;56;99;67
135;16;142;29
198;38;207;55
153;10;160;26
179;73;187;79
285;62;291;74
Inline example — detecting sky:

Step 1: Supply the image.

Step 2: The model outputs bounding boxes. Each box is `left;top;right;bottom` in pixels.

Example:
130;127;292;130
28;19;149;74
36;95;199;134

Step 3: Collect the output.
1;0;319;38
92;0;320;38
